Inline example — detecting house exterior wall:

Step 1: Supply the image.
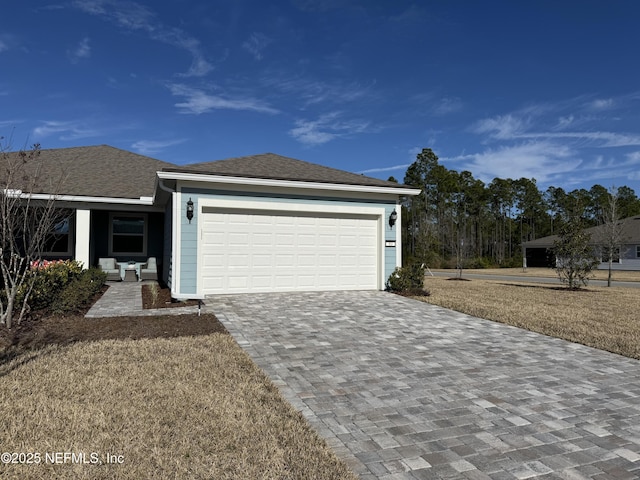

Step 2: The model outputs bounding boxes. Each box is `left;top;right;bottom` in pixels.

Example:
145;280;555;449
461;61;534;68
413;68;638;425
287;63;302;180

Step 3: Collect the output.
163;200;173;287
176;186;401;296
597;243;640;271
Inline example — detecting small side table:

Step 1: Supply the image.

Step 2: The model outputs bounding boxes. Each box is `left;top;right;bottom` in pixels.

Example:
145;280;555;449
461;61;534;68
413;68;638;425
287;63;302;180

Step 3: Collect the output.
123;268;137;282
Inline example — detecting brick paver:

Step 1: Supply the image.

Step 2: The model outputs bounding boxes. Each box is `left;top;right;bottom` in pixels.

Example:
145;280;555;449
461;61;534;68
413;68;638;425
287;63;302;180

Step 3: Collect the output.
85;281;202;317
207;291;640;479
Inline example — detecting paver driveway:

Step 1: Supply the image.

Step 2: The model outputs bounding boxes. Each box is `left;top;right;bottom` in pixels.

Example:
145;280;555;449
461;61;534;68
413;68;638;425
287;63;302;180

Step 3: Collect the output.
207;291;640;479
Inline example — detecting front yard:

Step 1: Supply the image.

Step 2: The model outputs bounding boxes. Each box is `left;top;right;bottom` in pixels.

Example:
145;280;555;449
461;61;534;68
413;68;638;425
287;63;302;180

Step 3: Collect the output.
0;312;357;480
419;276;640;360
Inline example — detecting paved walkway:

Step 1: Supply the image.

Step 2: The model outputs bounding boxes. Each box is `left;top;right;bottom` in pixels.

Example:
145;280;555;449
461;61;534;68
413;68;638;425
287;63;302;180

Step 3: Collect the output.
85;281;202;317
208;291;640;480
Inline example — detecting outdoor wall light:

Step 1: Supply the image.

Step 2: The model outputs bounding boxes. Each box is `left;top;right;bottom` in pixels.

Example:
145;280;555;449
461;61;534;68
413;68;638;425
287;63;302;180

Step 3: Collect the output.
389;210;398;228
186;197;194;223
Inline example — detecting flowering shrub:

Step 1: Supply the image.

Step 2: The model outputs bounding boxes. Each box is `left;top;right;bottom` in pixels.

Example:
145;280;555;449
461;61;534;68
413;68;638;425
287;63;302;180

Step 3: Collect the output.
30;259;68;270
20;260;84;312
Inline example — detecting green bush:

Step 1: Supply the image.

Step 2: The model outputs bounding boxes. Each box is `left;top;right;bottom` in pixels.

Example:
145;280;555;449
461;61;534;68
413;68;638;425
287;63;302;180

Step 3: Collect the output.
50;267;107;314
20;260;84;311
466;257;495;269
386;264;429;295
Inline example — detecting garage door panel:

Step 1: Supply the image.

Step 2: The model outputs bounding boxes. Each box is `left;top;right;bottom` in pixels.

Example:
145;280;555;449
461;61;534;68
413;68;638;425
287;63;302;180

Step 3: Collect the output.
228;254;249;267
252;254;273;266
201;210;379;294
251;276;273;288
252;233;273;246
298;254;316;267
275;233;295;246
228;276;249;289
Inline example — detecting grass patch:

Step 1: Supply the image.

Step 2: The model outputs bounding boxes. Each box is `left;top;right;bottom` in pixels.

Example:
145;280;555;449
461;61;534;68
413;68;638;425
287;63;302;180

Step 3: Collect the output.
0;316;356;479
419;277;640;359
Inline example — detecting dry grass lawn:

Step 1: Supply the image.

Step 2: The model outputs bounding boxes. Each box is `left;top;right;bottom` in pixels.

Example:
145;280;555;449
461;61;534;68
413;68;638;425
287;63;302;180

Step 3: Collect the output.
0;334;357;480
431;267;640;282
420;277;640;360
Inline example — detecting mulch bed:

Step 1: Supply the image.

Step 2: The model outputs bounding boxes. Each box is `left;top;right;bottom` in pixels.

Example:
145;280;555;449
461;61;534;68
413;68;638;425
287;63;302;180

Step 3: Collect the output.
1;286;227;357
141;284;200;309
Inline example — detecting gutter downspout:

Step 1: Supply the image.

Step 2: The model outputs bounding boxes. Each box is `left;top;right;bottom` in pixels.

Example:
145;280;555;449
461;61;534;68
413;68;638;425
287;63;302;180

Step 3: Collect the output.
157;179;178;298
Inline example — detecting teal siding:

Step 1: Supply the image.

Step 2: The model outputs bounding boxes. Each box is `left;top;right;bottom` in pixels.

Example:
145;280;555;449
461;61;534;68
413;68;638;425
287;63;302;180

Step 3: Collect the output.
384;204;399;283
163;201;173;288
178;187;400;293
179;195;198;294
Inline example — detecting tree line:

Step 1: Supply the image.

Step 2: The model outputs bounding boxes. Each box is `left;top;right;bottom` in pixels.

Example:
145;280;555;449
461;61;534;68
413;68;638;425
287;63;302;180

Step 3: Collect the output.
398;148;640;268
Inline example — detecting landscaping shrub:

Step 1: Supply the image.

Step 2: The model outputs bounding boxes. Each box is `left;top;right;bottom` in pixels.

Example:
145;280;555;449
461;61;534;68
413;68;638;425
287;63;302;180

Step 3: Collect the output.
386;264;430;295
50;267;107;314
19;260;84;311
466;257;495;269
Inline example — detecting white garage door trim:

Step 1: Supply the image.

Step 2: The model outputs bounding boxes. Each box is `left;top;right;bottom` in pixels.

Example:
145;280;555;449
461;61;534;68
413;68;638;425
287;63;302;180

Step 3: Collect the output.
196;198;386;296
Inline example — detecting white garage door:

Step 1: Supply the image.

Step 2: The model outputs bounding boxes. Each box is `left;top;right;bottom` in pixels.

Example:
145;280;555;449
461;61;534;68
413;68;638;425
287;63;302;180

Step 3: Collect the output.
200;208;379;294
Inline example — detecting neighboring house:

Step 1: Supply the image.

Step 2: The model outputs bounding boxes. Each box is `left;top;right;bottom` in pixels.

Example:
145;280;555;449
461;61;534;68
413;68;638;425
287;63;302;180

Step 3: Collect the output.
1;145;420;299
523;214;640;270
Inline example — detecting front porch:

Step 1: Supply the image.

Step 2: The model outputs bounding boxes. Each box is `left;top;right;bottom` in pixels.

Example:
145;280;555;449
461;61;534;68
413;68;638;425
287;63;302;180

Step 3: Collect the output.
42;208;166;282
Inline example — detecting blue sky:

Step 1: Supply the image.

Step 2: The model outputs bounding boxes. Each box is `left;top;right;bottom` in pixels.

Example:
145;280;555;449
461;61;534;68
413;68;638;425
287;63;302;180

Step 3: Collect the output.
2;1;640;192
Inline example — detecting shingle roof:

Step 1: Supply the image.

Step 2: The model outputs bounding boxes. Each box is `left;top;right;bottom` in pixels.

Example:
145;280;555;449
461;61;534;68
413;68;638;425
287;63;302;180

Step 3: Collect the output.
0;145;175;199
523;215;640;247
163;153;412;189
1;146;413;200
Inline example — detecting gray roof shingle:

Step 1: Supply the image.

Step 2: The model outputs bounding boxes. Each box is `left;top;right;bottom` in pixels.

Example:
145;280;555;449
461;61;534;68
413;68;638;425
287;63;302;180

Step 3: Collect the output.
523;214;640;247
164;153;412;189
1;145;175;199
1;146;413;200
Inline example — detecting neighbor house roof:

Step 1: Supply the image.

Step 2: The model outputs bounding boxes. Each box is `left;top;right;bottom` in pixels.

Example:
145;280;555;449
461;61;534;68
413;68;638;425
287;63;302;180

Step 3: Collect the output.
523;214;640;248
163;153;412;189
0;145;174;199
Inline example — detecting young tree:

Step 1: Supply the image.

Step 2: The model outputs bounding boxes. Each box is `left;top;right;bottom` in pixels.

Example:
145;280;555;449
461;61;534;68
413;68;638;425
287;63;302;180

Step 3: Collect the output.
596;187;627;287
0;140;67;329
553;213;599;290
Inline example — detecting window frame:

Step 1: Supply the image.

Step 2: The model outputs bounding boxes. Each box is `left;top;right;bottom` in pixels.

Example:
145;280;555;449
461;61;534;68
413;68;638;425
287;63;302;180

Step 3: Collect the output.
601;245;621;264
108;213;148;257
41;214;74;257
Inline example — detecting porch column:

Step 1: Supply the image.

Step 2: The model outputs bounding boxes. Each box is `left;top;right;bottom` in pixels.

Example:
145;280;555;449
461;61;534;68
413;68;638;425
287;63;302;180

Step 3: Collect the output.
75;209;91;269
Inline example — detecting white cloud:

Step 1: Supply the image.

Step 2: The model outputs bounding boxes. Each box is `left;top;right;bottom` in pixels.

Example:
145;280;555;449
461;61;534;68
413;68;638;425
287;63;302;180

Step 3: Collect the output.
68;37;91;63
289;112;371;146
452;141;579;183
433;96;462;115
131;139;186;155
554;115;574;130
72;0;213;77
0;40;8;53
243;32;272;61
261;73;374;108
473;114;526;140
517;131;640;148
590;98;614;110
359;164;411;175
474;112;640;147
32;120;101;140
168;83;278;115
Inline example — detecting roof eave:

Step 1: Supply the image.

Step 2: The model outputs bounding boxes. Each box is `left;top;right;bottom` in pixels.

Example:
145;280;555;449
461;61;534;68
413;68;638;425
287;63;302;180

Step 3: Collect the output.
5;191;154;206
157;171;421;196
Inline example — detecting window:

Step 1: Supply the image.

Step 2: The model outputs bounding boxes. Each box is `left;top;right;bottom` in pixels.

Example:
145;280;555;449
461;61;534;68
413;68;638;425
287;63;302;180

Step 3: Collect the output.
109;213;147;256
636;246;640;258
42;216;73;256
601;246;620;263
